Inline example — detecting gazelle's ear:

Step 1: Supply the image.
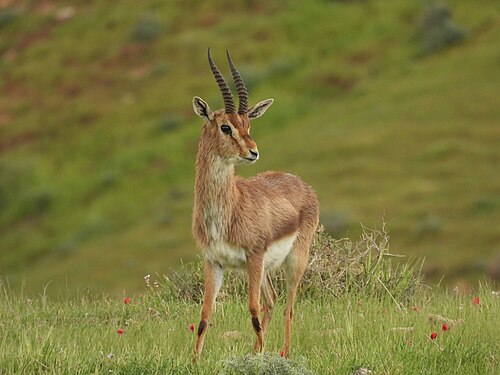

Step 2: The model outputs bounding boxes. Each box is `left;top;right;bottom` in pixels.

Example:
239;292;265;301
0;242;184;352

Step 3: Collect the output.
247;98;274;120
192;96;214;122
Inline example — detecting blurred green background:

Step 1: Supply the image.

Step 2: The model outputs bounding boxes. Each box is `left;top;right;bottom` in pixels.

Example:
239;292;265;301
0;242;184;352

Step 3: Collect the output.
0;0;499;295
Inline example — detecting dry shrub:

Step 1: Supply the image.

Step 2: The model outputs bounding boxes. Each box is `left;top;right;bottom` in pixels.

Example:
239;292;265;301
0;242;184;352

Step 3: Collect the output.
299;224;424;300
155;223;424;303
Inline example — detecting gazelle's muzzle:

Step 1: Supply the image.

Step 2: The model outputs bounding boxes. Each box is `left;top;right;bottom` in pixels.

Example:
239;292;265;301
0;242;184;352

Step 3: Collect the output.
241;149;259;163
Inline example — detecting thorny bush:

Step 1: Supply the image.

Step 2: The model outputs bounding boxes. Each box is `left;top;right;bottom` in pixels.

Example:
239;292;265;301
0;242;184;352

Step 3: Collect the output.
151;224;424;303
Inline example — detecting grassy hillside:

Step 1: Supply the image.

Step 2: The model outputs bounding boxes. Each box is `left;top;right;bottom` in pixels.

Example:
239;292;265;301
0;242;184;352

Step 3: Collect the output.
0;0;499;294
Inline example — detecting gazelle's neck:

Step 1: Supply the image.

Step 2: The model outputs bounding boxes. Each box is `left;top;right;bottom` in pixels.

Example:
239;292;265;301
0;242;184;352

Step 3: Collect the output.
195;149;235;203
194;129;238;243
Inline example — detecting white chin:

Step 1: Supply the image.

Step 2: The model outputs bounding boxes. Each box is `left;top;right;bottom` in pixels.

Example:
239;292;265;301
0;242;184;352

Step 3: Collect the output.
237;157;256;165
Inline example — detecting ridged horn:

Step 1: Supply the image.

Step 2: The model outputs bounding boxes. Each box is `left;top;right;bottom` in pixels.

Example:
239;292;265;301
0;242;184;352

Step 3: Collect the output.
208;48;235;114
226;50;249;115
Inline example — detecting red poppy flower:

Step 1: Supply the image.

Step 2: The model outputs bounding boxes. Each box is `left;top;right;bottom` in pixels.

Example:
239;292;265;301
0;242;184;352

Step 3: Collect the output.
442;323;449;332
472;297;480;305
430;332;437;340
117;329;124;335
189;323;195;333
279;351;285;357
123;297;131;304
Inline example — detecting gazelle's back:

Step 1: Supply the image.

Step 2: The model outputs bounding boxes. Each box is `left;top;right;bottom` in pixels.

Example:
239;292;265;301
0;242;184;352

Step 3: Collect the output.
240;171;317;213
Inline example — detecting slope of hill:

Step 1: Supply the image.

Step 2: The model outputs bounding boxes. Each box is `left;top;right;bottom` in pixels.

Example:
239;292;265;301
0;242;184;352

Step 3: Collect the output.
0;0;499;293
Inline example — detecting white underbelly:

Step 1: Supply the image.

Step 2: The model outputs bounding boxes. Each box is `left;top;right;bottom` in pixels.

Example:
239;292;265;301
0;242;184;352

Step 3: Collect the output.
204;232;297;271
205;242;247;269
264;232;297;270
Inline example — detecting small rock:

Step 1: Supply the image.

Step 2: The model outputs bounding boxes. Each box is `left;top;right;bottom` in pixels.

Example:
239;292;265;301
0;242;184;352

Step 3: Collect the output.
353;368;372;375
220;331;242;340
148;308;161;317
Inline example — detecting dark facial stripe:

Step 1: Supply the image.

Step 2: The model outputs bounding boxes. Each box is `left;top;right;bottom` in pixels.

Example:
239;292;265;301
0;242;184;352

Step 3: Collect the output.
230;133;245;154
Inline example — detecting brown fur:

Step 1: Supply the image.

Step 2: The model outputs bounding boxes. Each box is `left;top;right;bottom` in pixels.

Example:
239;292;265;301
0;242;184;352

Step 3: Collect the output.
192;106;319;361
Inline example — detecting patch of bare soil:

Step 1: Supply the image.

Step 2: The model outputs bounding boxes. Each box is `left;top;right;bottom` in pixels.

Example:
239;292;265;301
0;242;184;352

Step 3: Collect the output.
0;129;41;153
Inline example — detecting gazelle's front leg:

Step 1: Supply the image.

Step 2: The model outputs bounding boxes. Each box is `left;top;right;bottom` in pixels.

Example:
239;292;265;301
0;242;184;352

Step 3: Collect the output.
193;259;223;362
247;253;265;353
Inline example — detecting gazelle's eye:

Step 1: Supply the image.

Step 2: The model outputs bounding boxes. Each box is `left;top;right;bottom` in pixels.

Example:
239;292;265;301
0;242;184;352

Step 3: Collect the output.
220;125;232;134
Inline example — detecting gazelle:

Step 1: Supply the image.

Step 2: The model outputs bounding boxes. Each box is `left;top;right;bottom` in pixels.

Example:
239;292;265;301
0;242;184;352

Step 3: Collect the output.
192;49;319;360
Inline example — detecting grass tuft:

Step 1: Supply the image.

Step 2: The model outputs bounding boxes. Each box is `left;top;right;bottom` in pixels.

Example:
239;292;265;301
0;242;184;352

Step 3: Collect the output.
419;3;467;55
221;353;314;375
131;14;164;42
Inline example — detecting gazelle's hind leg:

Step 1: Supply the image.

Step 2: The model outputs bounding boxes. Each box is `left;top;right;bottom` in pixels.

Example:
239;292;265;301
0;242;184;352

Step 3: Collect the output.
253;273;278;352
261;273;278;334
281;228;315;358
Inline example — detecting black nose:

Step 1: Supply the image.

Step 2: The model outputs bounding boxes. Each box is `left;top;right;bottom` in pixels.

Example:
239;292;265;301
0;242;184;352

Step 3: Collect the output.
249;150;259;158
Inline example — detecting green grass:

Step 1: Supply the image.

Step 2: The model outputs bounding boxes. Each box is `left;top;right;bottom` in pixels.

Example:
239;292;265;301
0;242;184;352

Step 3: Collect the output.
0;0;499;294
0;227;497;373
0;279;498;374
